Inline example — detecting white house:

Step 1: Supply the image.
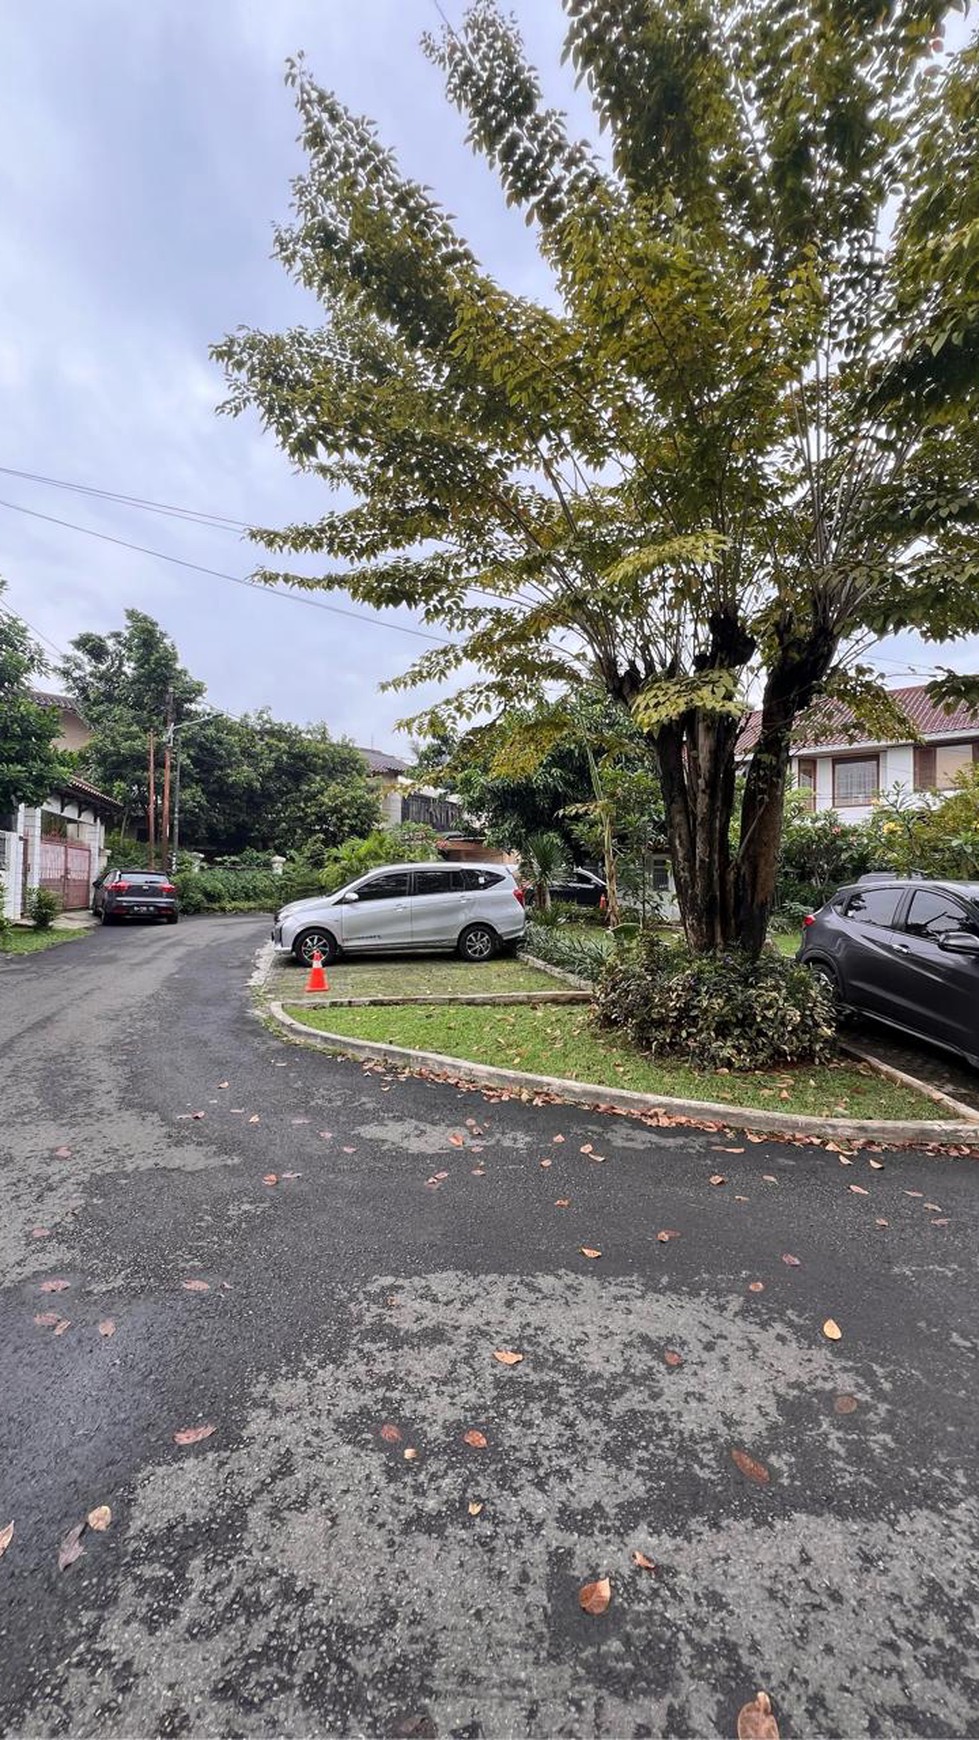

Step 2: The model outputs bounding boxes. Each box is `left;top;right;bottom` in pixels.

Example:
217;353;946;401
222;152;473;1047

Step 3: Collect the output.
739;683;979;824
0;691;119;920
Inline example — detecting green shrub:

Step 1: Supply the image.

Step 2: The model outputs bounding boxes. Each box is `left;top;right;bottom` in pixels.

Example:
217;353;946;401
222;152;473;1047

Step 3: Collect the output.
28;887;61;930
520;920;614;983
594;934;837;1070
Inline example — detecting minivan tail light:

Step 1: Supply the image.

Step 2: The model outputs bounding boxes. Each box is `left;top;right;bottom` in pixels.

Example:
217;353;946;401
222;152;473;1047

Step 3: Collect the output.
513;886;525;906
803;914;816;927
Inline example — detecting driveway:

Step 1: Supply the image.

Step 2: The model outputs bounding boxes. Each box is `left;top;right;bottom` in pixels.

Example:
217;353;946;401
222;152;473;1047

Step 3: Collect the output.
1;916;977;1738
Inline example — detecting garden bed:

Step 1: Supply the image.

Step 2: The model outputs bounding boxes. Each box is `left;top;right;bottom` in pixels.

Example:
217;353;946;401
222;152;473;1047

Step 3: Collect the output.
285;1001;949;1121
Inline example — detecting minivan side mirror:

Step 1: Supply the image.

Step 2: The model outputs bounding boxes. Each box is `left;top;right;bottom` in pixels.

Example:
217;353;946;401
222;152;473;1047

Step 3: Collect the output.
938;929;979;955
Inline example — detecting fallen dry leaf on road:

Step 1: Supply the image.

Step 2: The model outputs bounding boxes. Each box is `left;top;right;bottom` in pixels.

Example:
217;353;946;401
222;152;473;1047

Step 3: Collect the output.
98;1319;115;1337
781;1253;802;1267
342;1145;356;1154
58;1524;85;1571
579;1246;602;1259
657;1229;680;1242
924;1202;942;1211
0;1521;12;1559
848;1184;869;1196
721;1146;745;1154
632;1551;656;1571
932;1217;949;1226
664;1349;684;1369
579;1576;611;1615
875;1217;889;1227
86;1505;111;1532
31;1228;50;1239
709;1174;726;1186
463;1429;488;1448
433;1170;449;1181
39;1279;70;1294
380;1424;403;1443
822;1318;843;1341
580;1143;594;1155
191;1111;205;1121
868;1158;884;1170
262;1174;278;1186
248;1115;260;1125
746;1132;765;1143
731;1448;771;1484
748;1281;765;1293
904;1190;923;1198
53;1145;71;1158
555;1198;570;1207
467;1501;483;1516
281;1171;301;1180
403;1447;418;1461
53;1319;70;1336
34;1311;61;1327
471;1167;485;1176
834;1394;859;1415
182;1279;210;1293
737;1690;779;1740
173;1424;216;1446
493;1350;524;1366
217;1081;229;1090
539;1157;552;1169
552;1134;564;1144
449;1133;465;1147
762;1174;778;1183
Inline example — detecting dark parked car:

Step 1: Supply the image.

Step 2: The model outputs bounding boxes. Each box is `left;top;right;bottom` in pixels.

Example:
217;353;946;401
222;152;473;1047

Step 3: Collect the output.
92;868;179;925
798;875;979;1067
528;868;608;909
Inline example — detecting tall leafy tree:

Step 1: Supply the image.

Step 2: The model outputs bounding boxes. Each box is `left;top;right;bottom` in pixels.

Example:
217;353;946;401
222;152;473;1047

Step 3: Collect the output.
214;1;979;954
0;582;67;816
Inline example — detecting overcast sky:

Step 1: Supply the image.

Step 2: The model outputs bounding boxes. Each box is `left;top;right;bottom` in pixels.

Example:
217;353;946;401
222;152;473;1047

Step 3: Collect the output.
1;2;974;753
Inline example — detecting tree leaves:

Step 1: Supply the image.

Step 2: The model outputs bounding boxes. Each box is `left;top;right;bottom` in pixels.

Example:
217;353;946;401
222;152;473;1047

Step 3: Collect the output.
467;1501;483;1516
579;1576;611;1615
492;1350;524;1366
822;1319;843;1341
579;1247;602;1259
173;1424;216;1446
631;1551;656;1572
709;1174;726;1187
731;1448;771;1485
657;1229;681;1242
462;1429;488;1448
87;1506;112;1532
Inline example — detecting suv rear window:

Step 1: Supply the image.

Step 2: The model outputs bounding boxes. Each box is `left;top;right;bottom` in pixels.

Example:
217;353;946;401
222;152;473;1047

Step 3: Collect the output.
843;887;902;928
120;871;168;881
458;868;505;891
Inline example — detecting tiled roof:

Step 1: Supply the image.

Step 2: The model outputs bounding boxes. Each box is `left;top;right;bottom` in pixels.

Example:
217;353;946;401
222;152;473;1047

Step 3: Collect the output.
737;683;979;754
28;687;84;716
61;774;122;811
357;746;410;776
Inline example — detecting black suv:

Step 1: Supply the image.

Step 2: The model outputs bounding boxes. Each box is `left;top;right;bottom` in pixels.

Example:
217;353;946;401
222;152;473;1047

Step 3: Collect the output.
798;875;979;1067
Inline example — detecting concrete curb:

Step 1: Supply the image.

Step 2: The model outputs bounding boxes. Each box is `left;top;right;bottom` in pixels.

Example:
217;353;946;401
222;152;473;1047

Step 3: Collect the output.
268;1000;979;1146
518;952;596;991
840;1039;979;1123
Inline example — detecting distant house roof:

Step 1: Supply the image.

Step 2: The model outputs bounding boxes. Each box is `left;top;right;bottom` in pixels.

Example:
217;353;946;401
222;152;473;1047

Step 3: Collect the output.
357;746;411;776
28;687;85;717
738;683;979;755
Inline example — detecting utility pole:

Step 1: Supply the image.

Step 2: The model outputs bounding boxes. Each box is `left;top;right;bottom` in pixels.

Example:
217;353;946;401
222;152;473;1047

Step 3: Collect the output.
147;731;156;870
171;731;182;869
161;688;174;871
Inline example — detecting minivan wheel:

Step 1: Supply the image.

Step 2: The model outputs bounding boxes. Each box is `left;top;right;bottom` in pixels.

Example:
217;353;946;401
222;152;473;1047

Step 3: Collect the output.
293;927;339;968
458;923;497;963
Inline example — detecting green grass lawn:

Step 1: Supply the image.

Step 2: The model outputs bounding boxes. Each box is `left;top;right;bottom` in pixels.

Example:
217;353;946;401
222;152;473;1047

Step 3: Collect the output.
1;927;90;956
287;1001;948;1121
269;954;561;1000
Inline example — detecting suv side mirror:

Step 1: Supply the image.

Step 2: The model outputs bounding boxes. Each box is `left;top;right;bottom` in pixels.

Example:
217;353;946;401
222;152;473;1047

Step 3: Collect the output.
342;890;360;904
938;929;979;955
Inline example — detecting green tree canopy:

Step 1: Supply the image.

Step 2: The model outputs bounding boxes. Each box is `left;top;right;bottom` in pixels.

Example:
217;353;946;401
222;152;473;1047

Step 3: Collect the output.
214;0;979;955
0;582;67;817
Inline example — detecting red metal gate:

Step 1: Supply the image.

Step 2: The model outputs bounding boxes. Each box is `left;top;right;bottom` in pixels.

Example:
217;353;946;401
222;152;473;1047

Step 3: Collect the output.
37;837;91;910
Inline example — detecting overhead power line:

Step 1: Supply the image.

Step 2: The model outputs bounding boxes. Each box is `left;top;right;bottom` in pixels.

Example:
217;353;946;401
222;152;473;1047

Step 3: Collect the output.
0;465;248;531
0;496;454;646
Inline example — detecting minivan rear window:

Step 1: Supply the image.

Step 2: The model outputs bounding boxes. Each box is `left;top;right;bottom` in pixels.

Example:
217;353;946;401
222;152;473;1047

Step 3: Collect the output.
458;869;504;891
844;887;902;928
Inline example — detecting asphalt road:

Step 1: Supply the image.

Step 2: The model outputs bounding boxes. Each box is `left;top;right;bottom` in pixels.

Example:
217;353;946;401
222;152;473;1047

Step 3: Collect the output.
1;916;978;1739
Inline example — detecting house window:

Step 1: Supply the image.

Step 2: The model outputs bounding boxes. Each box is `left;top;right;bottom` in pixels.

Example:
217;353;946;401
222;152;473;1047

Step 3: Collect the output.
915;741;979;791
833;756;878;807
650;855;671;892
797;757;817;811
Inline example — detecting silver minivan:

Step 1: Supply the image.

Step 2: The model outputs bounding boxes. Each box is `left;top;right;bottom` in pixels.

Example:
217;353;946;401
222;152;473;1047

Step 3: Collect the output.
272;861;526;967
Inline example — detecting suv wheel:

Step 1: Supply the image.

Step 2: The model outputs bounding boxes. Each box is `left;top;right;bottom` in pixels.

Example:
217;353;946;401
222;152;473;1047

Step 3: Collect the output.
807;959;841;1002
458;923;497;963
293;927;339;968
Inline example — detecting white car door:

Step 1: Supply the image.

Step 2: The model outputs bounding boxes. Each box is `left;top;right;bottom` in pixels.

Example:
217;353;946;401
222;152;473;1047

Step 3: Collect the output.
339;869;412;952
410;866;467;947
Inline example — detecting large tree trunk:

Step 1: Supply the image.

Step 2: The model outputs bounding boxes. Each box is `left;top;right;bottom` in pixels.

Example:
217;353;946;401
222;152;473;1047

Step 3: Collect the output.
652;712;738;952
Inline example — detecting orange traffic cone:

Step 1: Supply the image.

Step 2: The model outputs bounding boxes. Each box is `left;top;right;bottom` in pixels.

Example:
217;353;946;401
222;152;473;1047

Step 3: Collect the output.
305;949;329;993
